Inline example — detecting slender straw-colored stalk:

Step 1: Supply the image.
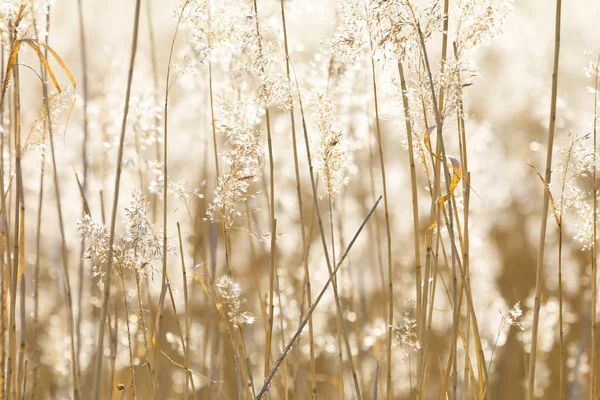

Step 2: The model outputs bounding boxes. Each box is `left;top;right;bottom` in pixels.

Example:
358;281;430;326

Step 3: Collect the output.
193;263;254;398
452;40;473;400
367;48;393;400
92;1;142;397
434;208;487;400
397;60;421;346
6;41;20;400
221;224;247;397
108;303;118;400
76;0;90;369
244;201;268;330
20;360;26;399
527;1;562;398
413;19;458;400
252;1;280;387
31;121;45;400
152;2;190;397
556;141;572;400
435;2;459;397
1;123;10;399
30;8;49;399
294;67;362;400
365;104;386;307
207;2;219;179
146;0;162;222
118;271;137;399
591;53;600;400
151;282;168;400
11;18;82;396
437;0;451;119
15;169;24;400
451;241;488;398
146;0;159;119
416;105;437;400
278;1;316;395
413;55;441;400
328;199;345;398
165;280;199;399
265;219;277;379
177;223;191;400
274;262;290;400
76;0;89;195
134;270;152;381
542;136;577;400
0;286;4;400
0;43;6;400
373;361;380;400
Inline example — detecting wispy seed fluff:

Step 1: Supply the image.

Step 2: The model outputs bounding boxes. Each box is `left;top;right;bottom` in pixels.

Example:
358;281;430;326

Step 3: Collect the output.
207;98;263;227
455;0;515;52
78;190;163;280
28;86;74;150
215;275;255;328
310;92;349;199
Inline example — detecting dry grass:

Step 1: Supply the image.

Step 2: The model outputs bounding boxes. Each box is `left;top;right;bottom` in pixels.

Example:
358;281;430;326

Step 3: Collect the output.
0;0;598;399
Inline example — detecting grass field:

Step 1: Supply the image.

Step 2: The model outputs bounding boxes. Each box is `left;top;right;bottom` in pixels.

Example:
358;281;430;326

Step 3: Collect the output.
0;0;599;399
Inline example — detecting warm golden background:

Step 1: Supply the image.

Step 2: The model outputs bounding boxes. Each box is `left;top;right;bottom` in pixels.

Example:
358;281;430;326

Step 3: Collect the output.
1;0;600;399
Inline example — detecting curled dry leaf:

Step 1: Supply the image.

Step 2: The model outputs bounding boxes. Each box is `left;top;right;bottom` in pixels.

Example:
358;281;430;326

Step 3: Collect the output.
523;152;561;226
423;125;463;207
439;155;462;206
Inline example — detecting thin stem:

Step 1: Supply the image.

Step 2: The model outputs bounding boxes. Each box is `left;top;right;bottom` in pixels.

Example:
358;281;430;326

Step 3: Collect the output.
264;219;277;378
0;41;7;400
556;138;575;400
207;2;219;179
252;1;279;387
453;40;473;400
7;38;19;400
177;223;191;400
590;53;599;400
397;60;421;357
146;0;161;223
92;1;142;397
256;196;382;400
152;1;190;397
278;1;316;396
29;19;47;392
151;283;168;400
436;2;458;397
329;198;345;398
76;0;90;371
165;279;199;400
413;20;458;399
527;1;562;398
31;117;45;400
369;53;393;400
294;64;362;400
118;272;137;399
15;151;25;400
37;190;78;400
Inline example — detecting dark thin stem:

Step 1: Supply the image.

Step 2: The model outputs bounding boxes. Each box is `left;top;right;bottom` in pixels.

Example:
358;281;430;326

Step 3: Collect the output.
278;1;316;396
412;18;458;399
76;0;90;371
256;196;382;400
293;62;362;399
92;1;142;398
590;53;599;400
397;59;421;367
152;3;190;397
